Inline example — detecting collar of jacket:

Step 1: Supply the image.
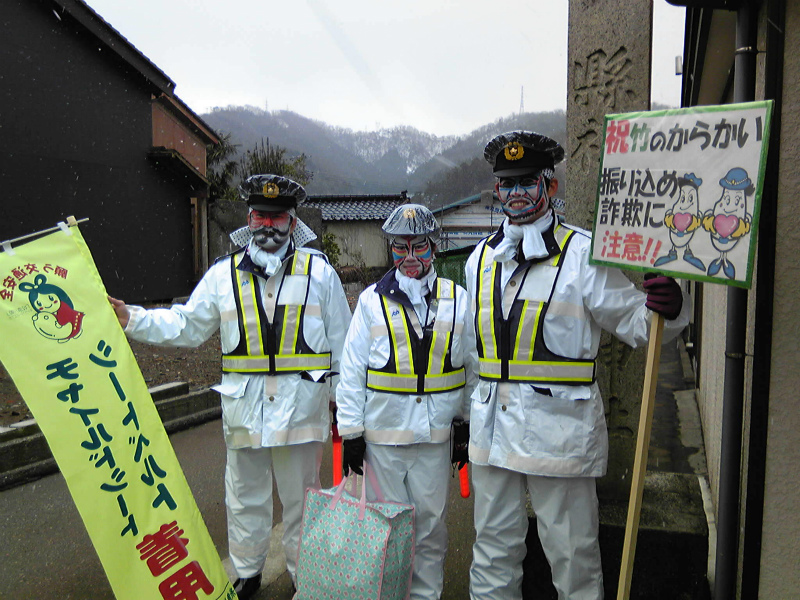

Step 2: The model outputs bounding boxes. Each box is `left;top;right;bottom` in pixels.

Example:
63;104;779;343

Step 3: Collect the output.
375;268;428;311
487;209;563;265
235;242;296;279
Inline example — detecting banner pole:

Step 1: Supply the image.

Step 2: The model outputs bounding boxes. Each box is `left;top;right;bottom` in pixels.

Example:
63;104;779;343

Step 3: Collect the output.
616;313;665;600
0;217;89;249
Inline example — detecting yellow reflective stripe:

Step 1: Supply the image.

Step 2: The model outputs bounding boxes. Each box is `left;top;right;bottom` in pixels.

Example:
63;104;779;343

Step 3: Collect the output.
477;247;498;360
296;251;312;275
222;353;331;372
274;353;329;371
278;254;298;355
381;295;415;374
279;250;311;355
398;300;415;373
428;278;455;374
513;300;545;361
279;305;297;354
366;368;466;393
422;368;465;391
427;329;439;373
552;226;574;266
234;259;263;356
478;358;594;382
514;300;530;360
439;278;455;299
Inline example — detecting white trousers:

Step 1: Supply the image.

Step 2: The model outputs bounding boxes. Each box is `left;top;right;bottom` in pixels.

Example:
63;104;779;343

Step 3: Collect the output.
469;464;603;600
224;442;323;580
366;443;451;600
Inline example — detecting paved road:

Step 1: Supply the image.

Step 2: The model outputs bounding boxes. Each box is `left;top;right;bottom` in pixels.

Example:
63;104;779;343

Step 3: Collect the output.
0;419;476;599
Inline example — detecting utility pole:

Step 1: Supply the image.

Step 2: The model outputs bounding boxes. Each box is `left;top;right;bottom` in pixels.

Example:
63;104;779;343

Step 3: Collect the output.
519;86;524;115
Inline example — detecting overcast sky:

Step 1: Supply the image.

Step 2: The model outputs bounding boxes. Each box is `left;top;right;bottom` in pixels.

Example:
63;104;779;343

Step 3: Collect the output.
84;0;685;137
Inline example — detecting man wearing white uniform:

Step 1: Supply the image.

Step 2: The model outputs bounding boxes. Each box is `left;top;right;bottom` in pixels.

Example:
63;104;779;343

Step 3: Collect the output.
109;174;351;600
336;204;478;600
466;132;690;600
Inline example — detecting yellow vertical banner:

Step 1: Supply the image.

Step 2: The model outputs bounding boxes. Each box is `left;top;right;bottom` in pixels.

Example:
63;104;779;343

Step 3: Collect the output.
0;224;236;600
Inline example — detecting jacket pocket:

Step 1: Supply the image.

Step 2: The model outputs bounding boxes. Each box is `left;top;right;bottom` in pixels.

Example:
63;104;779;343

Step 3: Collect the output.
212;373;249;399
472;379;493;404
521;385;591;458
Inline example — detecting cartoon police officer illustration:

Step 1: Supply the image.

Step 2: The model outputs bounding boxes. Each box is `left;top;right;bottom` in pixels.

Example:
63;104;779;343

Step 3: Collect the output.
654;173;705;271
702;167;753;279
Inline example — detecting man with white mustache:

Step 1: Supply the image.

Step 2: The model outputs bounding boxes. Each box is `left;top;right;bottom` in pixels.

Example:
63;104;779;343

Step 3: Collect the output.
465;132;691;600
109;174;351;600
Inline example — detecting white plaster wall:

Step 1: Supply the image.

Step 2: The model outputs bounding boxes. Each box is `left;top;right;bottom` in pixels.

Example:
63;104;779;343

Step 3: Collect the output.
325;221;390;269
758;1;800;594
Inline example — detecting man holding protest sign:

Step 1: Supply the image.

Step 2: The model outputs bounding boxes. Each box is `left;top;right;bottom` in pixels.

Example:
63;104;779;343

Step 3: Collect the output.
109;174;351;599
465;131;690;599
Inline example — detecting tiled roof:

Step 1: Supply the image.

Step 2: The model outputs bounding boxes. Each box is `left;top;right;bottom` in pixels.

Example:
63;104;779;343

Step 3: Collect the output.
305;194;406;221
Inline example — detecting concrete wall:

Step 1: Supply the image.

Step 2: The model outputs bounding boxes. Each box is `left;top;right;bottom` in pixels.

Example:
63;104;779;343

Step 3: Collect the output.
696;285;725;500
758;0;800;594
693;3;800;597
567;0;654;502
325;221;390;269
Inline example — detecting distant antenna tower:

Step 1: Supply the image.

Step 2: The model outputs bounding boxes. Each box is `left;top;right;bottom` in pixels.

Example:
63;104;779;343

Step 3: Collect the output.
519;86;524;115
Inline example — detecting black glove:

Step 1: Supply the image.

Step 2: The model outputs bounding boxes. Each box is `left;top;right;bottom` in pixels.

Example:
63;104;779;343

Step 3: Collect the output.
342;435;366;476
451;418;470;470
642;273;683;320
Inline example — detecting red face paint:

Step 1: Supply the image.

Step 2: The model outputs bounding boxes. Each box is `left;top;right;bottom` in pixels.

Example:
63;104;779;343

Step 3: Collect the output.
391;236;433;279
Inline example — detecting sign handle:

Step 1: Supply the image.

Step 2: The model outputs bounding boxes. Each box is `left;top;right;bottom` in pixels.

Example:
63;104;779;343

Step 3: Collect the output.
617;313;665;599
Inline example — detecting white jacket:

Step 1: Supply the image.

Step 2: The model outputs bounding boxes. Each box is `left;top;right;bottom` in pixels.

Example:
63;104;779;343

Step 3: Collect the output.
336;270;479;445
125;247;352;449
465;214;690;477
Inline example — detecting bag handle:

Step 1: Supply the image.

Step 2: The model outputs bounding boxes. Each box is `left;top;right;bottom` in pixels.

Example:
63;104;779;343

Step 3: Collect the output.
328;459;385;520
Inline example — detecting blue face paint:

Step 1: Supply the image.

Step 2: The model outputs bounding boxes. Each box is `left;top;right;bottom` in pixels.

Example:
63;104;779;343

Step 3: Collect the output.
497;176;549;223
391;236;434;279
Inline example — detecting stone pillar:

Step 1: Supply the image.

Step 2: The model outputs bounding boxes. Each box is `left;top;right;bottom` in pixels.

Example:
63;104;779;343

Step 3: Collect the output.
567;0;653;501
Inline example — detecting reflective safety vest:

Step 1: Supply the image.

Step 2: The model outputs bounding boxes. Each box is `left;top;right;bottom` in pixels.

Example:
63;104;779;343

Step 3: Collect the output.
222;249;331;375
475;224;596;385
366;277;467;394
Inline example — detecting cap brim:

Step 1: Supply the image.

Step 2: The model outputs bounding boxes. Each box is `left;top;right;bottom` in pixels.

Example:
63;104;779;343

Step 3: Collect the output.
494;166;545;178
248;196;296;211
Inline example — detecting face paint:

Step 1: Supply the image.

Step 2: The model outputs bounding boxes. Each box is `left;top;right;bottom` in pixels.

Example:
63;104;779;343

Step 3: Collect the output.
248;209;295;252
391;235;434;279
496;174;549;224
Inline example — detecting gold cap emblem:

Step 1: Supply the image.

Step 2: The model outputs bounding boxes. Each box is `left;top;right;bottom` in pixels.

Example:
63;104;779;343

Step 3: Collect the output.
403;207;417;219
504;142;524;161
262;182;280;198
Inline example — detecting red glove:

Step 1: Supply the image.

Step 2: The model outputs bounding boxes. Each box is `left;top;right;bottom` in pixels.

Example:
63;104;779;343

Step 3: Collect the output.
643;274;683;320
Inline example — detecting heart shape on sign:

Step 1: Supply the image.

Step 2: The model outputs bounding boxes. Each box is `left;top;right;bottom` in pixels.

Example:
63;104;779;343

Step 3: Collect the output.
714;214;739;238
673;213;693;232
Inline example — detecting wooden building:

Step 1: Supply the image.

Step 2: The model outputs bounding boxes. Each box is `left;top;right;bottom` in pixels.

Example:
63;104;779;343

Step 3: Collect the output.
304;193;407;269
432;191;504;251
2;0;219;303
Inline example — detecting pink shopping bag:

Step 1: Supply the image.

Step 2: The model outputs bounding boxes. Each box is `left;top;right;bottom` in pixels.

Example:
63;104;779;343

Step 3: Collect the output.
294;460;415;600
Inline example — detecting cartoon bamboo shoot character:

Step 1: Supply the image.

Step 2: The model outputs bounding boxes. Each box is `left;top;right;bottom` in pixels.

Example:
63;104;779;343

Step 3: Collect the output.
654;172;705;270
19;274;84;342
702;167;753;280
